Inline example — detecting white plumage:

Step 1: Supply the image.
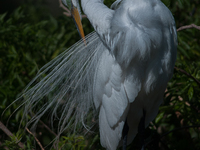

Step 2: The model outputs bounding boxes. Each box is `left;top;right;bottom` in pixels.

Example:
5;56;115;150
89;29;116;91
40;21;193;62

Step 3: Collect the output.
17;0;177;149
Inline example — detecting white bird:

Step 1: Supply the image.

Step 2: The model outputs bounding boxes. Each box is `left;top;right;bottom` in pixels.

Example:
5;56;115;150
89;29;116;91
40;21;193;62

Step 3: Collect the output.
15;0;177;149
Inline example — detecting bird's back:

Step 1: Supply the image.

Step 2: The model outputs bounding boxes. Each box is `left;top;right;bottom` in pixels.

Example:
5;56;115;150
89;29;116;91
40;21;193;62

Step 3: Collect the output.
93;0;177;149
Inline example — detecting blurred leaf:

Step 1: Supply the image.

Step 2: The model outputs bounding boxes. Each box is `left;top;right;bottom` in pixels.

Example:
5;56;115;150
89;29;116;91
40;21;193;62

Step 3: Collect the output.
188;86;194;100
155;112;165;124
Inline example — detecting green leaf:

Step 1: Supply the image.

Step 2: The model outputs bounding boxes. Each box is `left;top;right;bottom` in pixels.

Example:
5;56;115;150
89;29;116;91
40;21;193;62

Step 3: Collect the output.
0;13;7;22
188;86;194;100
155;112;164;124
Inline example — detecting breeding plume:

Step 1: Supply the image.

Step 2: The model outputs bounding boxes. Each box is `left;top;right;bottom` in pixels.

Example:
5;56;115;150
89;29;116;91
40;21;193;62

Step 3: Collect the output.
15;0;177;149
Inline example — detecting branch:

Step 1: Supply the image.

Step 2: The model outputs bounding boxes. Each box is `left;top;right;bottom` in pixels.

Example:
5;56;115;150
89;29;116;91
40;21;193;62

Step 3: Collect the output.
26;128;45;150
39;120;57;137
59;0;70;14
174;67;200;87
0;121;24;149
177;24;200;32
58;0;87;18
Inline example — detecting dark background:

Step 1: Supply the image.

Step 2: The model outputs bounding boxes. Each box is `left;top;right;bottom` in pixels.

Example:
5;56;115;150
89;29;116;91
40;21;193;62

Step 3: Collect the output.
0;0;200;149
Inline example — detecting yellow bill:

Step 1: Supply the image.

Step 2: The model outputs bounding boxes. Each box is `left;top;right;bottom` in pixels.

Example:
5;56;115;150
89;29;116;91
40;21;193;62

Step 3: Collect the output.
71;4;86;44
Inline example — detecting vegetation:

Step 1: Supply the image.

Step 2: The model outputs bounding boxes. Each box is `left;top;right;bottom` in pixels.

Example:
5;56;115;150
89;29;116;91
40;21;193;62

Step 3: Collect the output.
0;0;200;149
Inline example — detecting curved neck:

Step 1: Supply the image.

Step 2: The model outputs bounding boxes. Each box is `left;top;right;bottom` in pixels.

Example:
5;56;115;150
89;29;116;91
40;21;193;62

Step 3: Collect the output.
81;0;114;34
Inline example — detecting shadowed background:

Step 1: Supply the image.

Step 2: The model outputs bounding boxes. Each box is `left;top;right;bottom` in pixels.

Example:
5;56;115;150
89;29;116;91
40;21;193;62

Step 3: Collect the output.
0;0;200;149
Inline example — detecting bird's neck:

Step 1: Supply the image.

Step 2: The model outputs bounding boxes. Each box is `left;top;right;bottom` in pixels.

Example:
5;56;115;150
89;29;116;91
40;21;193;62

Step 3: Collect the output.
81;0;114;34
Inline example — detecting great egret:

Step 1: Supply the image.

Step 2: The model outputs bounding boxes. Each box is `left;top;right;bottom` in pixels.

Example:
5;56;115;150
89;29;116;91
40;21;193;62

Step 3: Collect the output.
14;0;177;149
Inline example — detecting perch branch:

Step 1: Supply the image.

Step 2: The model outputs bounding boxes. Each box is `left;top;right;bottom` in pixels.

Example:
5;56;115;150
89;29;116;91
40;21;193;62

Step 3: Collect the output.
174;67;200;87
177;24;200;31
26;127;45;150
0;121;24;149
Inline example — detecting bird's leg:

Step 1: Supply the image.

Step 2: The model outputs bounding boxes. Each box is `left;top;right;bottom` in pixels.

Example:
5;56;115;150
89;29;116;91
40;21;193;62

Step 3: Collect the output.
122;119;129;150
138;109;146;150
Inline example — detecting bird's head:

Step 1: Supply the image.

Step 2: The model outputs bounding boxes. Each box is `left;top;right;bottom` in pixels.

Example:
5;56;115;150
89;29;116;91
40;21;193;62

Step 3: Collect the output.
62;0;85;41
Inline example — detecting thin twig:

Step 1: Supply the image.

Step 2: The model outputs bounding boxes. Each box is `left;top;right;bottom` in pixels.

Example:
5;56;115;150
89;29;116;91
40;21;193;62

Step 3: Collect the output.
0;121;24;149
63;11;72;17
29;112;57;137
174;67;200;87
59;0;70;13
26;127;45;150
58;0;87;18
39;120;57;137
177;24;200;32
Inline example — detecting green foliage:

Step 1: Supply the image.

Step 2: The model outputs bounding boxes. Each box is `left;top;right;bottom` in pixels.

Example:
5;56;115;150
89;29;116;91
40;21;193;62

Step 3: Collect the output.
0;0;200;149
56;135;86;150
0;3;93;149
0;130;24;150
152;1;200;149
0;4;81;114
